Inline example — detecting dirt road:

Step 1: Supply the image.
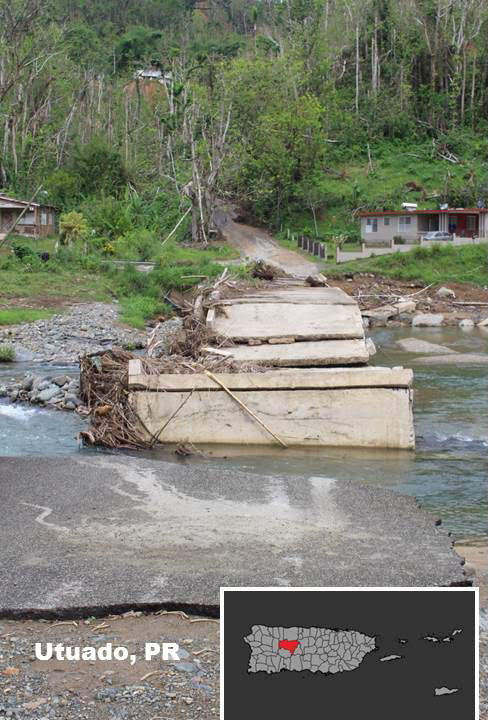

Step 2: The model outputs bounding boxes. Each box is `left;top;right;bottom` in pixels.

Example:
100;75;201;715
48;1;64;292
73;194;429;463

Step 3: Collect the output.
219;219;320;278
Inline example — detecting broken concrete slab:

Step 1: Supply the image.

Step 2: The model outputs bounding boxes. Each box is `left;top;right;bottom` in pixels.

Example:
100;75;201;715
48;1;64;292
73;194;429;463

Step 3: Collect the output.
395;300;417;313
128;365;414;391
0;455;467;614
362;305;399;321
412;353;488;365
396;338;457;354
204;339;370;366
361;301;416;322
207;302;364;342
211;287;357;306
130;385;415;448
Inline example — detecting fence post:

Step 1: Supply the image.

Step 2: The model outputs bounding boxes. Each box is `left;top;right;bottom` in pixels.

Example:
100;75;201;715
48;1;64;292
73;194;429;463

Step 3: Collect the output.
319;244;326;259
335;245;340;264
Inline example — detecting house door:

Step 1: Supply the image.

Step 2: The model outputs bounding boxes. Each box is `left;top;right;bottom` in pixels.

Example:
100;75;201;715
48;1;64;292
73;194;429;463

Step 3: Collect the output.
466;215;478;237
456;215;467;236
1;210;13;231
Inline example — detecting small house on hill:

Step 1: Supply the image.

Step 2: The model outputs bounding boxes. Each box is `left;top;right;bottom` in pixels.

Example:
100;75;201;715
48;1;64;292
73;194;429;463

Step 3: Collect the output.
0;194;57;238
359;207;488;245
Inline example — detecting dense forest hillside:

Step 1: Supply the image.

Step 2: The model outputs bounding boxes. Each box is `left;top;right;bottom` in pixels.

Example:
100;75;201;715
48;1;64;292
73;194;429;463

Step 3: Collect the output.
0;1;487;324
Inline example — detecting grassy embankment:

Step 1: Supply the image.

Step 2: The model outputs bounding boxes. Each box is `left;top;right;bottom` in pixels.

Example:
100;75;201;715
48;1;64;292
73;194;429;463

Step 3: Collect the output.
327;243;488;287
0;237;242;329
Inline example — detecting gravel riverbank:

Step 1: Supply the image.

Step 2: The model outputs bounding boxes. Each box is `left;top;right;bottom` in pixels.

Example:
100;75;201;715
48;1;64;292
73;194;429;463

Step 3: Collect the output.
0;611;219;720
0;303;147;365
0;303;182;410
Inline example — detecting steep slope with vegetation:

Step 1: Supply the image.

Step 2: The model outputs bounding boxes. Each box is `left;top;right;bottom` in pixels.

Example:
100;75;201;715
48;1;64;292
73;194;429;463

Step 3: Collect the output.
1;0;487;321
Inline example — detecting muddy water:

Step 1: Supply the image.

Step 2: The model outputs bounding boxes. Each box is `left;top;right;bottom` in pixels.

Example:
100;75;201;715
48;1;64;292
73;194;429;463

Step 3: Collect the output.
0;328;486;543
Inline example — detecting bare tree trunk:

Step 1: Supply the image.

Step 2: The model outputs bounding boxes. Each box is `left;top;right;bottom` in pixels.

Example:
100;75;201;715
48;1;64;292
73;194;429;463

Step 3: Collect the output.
470;51;477;125
461;44;467;123
355;24;360;113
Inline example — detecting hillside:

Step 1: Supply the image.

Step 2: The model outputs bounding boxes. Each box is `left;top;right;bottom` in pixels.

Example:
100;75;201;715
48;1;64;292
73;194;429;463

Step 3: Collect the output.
1;0;488;321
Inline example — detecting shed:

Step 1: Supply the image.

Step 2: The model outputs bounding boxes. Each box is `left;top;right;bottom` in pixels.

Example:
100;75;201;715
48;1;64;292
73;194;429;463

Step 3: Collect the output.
0;194;57;238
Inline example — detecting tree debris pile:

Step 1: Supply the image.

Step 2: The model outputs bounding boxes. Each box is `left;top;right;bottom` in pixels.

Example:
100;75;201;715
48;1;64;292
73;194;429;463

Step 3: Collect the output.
78;348;155;450
79;341;269;450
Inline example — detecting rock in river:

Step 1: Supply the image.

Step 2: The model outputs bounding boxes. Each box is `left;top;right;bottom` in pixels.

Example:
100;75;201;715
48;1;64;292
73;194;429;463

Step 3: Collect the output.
412;313;444;327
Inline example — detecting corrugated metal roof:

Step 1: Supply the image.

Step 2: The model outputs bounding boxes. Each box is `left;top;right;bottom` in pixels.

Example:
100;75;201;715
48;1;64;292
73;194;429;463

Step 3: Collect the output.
0;194;55;209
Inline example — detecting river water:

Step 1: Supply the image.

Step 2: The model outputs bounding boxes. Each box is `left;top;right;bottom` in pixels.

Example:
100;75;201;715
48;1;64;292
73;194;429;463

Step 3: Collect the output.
0;328;486;543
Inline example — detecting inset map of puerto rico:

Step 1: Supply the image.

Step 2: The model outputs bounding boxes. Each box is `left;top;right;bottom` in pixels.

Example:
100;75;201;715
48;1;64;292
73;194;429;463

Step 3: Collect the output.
222;589;477;720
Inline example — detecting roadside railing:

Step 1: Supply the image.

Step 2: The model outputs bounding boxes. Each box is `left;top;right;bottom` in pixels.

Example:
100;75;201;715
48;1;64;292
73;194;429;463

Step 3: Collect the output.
295;235;327;260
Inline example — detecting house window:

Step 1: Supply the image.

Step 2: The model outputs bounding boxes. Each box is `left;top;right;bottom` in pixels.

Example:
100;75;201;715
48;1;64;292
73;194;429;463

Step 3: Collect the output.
366;218;378;233
384;217;390;226
22;211;36;225
399;216;411;232
41;211;48;225
467;215;477;231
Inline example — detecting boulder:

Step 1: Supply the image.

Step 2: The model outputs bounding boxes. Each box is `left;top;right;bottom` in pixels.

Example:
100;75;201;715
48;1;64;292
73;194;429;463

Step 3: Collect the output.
36;379;52;392
52;375;71;387
436;287;456;300
459;319;475;329
396;338;456;355
38;386;63;403
21;376;34;391
477;318;488;328
412;313;444;327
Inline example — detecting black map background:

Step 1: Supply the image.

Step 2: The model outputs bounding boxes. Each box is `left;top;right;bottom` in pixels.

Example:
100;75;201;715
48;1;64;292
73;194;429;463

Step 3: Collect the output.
223;589;476;719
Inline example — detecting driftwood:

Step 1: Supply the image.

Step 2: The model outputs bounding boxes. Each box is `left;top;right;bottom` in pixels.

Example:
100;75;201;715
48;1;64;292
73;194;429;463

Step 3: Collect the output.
452;301;488;306
79;332;270;450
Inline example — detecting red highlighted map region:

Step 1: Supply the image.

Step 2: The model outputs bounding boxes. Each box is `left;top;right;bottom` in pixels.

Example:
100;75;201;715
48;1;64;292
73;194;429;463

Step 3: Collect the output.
278;639;300;655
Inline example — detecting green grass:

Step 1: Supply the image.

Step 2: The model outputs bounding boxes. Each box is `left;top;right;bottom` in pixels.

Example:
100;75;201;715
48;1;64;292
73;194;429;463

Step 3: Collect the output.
0;344;15;362
119;296;171;329
0;266;112;303
0;308;56;326
326;243;488;286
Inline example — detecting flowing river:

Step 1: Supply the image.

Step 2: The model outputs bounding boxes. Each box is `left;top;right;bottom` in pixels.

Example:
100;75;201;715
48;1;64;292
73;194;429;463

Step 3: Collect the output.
0;328;486;544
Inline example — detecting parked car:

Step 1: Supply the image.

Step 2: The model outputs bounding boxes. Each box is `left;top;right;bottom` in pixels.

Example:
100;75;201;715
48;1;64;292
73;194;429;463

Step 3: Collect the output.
424;231;452;241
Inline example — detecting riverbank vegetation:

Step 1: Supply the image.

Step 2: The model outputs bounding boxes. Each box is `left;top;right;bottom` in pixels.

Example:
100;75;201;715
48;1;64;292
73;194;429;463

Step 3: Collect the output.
1;0;487;323
0;345;15;362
